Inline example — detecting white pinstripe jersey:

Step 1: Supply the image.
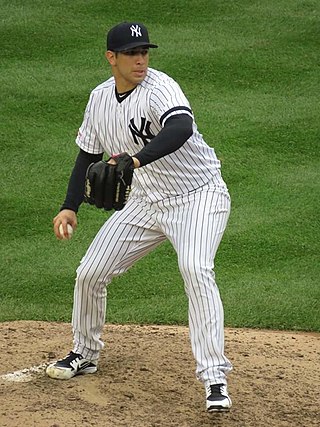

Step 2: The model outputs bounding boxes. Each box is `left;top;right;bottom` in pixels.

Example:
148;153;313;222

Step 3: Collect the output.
76;67;226;202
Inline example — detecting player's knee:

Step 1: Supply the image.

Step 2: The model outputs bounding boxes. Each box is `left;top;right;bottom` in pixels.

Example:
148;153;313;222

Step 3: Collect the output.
178;259;201;282
75;263;108;289
179;260;215;289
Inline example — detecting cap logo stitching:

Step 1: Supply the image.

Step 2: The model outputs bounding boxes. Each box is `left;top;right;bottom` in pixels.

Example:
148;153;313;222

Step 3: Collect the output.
130;25;142;37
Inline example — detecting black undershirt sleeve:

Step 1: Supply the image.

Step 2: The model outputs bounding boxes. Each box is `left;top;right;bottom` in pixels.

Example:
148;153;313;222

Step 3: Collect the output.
133;114;193;167
60;149;103;212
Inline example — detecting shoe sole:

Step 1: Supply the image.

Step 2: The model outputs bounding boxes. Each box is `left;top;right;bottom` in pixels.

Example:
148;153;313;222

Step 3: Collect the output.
207;401;232;412
207;406;231;413
46;365;97;380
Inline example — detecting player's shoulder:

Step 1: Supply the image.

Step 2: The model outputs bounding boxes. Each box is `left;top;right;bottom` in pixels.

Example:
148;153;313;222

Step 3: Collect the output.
90;76;115;96
142;68;178;90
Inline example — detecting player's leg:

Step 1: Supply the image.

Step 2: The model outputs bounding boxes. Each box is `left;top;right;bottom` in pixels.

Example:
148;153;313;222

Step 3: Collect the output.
157;185;232;410
46;197;165;379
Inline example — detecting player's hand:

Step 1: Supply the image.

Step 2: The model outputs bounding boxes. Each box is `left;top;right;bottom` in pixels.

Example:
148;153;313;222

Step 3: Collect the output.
108;155;140;168
132;157;140;168
53;209;77;240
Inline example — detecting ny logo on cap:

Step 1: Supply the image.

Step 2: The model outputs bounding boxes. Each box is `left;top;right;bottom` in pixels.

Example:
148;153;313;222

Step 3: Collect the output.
130;24;142;37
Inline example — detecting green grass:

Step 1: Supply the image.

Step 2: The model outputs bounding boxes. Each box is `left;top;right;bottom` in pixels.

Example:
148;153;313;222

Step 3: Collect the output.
1;0;319;331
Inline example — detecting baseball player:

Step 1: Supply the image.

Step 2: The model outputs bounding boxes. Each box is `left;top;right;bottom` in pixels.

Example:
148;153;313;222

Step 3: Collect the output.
47;21;233;412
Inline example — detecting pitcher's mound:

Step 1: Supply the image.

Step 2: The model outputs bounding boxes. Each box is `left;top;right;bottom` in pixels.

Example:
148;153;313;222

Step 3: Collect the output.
0;321;319;426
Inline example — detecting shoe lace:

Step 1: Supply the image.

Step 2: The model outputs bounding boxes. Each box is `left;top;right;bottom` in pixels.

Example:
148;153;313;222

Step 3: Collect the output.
59;351;82;364
207;383;225;396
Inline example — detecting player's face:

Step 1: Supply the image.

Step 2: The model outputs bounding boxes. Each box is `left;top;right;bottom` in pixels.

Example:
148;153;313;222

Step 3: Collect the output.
106;48;149;92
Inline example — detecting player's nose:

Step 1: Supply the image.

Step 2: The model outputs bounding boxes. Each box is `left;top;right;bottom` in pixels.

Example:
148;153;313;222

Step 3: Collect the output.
135;53;147;63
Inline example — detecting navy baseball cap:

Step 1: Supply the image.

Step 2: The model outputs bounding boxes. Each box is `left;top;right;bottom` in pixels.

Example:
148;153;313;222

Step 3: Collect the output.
107;22;158;52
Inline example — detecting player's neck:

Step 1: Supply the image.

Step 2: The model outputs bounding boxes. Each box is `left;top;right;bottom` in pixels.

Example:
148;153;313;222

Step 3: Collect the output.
116;82;137;93
115;87;135;103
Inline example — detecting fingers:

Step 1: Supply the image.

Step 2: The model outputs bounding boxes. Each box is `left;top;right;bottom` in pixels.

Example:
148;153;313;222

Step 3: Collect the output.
53;210;77;240
107;158;117;165
132;157;140;168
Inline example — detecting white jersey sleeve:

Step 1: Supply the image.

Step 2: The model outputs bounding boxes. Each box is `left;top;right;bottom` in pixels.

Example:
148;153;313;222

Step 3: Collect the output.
76;92;105;154
149;76;194;126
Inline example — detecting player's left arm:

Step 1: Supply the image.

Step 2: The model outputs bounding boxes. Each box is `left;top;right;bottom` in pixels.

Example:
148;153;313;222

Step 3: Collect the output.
132;113;193;167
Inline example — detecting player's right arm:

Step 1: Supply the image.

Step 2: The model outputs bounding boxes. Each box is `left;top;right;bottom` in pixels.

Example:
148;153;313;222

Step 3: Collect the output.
53;89;105;239
53;149;103;239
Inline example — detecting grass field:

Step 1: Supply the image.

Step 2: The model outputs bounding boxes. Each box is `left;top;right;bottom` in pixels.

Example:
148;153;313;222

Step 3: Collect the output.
1;0;319;331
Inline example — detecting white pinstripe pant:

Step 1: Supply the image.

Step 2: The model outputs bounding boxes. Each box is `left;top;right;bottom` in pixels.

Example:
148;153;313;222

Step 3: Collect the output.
72;182;233;385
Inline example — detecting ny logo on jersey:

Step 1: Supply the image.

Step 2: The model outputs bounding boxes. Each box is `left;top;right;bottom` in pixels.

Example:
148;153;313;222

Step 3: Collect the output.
129;117;155;146
130;25;142;37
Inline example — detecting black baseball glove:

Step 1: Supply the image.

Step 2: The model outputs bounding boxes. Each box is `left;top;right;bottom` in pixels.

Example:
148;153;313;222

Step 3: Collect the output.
84;153;134;211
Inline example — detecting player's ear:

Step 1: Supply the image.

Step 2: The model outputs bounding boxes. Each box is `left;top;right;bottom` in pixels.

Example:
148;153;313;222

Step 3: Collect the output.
106;50;116;65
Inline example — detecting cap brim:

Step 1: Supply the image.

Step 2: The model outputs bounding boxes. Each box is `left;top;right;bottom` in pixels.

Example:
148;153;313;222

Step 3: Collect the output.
112;42;158;52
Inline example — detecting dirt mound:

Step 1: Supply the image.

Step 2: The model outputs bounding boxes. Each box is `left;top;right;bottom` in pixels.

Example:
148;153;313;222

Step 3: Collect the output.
0;321;319;426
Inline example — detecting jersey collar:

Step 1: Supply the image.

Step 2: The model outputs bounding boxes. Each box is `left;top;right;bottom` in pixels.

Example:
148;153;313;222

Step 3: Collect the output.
115;87;136;103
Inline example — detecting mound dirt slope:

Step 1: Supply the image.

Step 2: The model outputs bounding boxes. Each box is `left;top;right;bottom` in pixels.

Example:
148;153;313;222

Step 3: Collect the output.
0;321;319;426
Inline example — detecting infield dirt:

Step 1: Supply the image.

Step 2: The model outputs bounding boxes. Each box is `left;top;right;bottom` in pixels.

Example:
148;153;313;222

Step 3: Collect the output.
0;321;319;427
